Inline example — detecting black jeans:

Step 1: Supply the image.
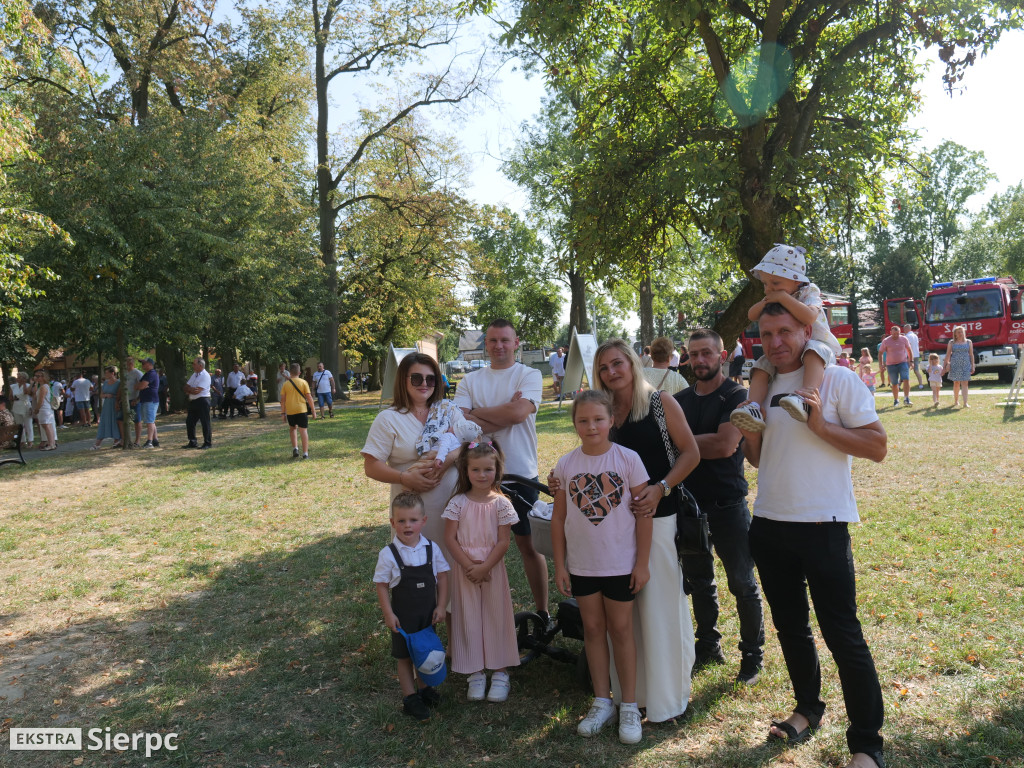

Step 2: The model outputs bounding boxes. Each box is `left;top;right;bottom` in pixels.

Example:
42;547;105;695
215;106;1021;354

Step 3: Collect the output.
749;516;883;756
186;397;212;446
681;498;764;663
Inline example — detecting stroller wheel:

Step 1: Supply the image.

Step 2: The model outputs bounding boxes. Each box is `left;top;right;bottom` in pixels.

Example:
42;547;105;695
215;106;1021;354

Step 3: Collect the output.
515;611;547;645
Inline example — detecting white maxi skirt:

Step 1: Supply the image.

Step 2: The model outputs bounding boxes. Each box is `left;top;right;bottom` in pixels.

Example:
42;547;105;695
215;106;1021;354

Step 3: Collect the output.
610;515;694;721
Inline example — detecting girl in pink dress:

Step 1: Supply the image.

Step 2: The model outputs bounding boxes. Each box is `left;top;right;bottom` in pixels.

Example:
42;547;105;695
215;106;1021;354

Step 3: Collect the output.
443;440;520;703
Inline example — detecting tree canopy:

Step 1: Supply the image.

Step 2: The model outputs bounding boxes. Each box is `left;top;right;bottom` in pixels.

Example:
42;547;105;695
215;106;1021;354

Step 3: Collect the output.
475;0;1023;345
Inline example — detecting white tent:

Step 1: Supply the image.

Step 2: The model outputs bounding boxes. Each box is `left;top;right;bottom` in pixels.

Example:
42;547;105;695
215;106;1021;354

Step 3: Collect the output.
380;345;419;407
560;327;598;404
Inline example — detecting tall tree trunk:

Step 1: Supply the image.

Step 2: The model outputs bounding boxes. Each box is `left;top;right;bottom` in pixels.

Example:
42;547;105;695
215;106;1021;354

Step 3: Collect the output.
316;30;340;375
638;267;654;346
158;343;188;412
117;328;132;451
254;352;266;418
567;267;588;334
367;357;381;392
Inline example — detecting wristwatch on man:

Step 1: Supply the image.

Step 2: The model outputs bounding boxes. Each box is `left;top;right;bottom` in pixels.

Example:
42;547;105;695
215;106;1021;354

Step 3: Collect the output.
659;479;672;497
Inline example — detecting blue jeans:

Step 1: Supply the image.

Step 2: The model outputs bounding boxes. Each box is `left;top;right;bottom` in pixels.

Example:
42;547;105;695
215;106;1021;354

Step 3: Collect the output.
681;498;764;663
749;516;883;757
317;391;333;408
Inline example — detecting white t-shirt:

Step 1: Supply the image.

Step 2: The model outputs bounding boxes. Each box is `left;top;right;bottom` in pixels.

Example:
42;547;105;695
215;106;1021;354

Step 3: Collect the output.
187;369;212;399
313;369;333;393
905;331;921;358
71;378;92;401
226;370;245;389
549;353;565;376
453;362;543;478
554;443;649;577
234;383;253;399
642;367;688;394
753;365;879;524
124;368;142;400
373;535;451;588
669;351;680;367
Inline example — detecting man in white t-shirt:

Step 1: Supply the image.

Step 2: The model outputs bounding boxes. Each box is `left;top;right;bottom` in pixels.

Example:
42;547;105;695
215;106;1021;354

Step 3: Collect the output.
455;319;549;623
902;324;923;389
735;303;887;768
548;347;565;396
70;371;93;427
313;362;336;418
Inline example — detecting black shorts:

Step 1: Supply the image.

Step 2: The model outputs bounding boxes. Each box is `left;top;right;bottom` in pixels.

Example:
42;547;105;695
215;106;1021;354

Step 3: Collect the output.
569;573;635;602
504;478;539;536
729;357;745;376
286;413;308;428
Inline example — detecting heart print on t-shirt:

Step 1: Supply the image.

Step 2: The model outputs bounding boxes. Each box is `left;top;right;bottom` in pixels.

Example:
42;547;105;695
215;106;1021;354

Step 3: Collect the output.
569;471;625;525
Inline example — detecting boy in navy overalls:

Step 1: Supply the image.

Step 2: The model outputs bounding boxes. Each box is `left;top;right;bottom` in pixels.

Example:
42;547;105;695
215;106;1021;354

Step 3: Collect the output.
374;491;450;721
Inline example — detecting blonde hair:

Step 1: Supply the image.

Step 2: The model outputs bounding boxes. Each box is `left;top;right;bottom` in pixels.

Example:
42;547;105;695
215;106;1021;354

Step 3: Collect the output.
952;325;967;341
593;339;655;422
859;347;872;360
928;353;940;362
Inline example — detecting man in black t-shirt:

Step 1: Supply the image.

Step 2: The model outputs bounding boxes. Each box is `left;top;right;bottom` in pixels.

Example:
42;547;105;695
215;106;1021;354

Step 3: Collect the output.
675;328;765;686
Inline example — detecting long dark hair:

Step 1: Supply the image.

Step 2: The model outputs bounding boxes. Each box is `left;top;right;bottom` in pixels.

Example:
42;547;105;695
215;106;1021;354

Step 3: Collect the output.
392;353;442;413
454;438;506;496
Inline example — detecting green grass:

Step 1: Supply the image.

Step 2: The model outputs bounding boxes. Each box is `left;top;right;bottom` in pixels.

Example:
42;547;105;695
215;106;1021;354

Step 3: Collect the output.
1;398;1022;767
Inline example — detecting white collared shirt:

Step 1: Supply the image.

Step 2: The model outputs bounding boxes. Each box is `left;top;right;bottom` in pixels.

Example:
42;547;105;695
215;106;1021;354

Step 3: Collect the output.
373;535;450;587
187;369;211;399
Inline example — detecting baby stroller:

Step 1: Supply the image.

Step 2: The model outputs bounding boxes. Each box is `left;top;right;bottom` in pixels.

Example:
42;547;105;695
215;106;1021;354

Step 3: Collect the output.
501;474;591;689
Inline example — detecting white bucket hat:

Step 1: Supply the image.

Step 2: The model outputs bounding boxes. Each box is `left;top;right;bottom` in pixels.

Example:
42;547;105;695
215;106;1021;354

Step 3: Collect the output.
751;243;808;284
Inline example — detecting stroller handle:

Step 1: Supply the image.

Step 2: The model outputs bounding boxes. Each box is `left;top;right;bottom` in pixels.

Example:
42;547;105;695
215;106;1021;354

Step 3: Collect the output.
501;474;551;497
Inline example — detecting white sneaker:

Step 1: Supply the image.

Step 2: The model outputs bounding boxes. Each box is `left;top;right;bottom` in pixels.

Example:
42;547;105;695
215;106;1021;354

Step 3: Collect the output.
618;703;643;744
779;394;809;423
730;403;765;432
486;671;510;702
467;671;486;702
577;698;616;737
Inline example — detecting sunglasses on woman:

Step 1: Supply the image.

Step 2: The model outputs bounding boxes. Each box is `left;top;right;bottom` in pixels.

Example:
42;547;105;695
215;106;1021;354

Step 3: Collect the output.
408;373;436;387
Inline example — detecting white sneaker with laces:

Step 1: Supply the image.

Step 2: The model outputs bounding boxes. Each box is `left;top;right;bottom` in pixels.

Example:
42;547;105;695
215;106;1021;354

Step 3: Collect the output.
779;394;809;423
730;403;765;432
486;671;510;702
467;671;486;702
618;703;642;744
577;698;616;737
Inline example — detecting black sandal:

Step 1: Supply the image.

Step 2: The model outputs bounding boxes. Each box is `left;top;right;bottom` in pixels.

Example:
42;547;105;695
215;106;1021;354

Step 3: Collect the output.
768;711;821;744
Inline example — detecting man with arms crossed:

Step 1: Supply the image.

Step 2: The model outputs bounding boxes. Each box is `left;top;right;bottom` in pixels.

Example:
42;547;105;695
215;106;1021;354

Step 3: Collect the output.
456;319;550;624
675;329;764;686
735;303;887;768
182;357;213;449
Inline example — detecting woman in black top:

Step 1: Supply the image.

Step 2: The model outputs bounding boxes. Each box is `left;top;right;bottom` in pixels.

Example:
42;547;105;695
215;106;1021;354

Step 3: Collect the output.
596;339;699;722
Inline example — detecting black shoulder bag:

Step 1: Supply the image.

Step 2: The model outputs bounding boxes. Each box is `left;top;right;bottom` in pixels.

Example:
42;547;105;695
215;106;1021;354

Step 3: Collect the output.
649;390;711;557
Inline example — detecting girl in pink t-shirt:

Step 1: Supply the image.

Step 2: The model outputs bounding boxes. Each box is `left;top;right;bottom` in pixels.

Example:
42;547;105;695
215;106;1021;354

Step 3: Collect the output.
552;390;651;744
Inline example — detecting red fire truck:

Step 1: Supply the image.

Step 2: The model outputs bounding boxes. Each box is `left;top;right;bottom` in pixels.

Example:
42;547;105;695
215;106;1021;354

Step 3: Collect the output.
883;276;1024;382
738;293;854;379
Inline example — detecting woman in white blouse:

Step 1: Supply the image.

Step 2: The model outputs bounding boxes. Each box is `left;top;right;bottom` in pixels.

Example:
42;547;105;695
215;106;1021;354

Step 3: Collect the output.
362;353;464;556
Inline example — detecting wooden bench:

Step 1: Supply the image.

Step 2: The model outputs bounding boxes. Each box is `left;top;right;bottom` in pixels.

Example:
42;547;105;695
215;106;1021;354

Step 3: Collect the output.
0;423;26;467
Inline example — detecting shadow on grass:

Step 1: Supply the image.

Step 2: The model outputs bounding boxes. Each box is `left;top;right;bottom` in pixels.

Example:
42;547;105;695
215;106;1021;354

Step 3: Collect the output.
5;514;1024;768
